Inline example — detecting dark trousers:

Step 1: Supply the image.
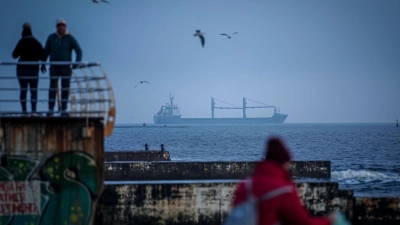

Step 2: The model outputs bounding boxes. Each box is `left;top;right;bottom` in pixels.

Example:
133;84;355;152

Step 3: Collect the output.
49;66;72;111
17;68;38;112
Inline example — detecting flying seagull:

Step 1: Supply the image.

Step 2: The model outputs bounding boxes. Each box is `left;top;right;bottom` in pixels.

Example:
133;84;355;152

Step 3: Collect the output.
135;80;151;88
93;0;111;4
194;30;205;48
220;32;238;39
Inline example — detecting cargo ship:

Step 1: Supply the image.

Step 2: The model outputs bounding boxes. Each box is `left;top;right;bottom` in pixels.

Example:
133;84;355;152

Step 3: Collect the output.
153;94;288;124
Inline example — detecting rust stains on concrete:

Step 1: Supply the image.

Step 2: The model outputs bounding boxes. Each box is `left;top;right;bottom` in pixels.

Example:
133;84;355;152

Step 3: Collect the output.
97;181;355;225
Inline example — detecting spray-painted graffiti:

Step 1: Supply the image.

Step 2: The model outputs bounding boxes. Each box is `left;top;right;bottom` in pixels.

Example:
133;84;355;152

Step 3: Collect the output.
0;151;100;225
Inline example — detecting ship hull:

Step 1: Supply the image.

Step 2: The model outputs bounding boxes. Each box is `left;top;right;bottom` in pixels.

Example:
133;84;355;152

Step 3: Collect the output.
154;113;288;125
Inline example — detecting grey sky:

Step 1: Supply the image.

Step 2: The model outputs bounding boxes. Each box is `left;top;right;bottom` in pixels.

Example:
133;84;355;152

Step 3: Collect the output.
0;0;399;123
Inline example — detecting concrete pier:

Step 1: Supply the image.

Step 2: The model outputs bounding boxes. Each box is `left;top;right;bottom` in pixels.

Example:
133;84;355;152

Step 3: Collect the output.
104;161;331;180
354;197;400;224
96;180;352;225
105;150;171;161
96;181;400;225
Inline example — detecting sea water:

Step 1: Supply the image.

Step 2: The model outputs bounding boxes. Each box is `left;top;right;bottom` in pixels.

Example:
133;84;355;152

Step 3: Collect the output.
106;123;400;196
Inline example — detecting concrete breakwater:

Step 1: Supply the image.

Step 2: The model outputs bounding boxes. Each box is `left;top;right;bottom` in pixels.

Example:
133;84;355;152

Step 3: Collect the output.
105;150;171;161
104;161;331;180
96;180;400;225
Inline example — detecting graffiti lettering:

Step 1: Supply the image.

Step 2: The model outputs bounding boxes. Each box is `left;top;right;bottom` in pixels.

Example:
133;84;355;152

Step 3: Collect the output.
0;193;26;202
0;182;26;192
0;203;38;215
0;152;100;224
0;181;40;216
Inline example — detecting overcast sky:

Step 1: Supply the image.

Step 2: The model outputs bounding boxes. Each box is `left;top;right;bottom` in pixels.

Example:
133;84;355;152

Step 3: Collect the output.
0;0;399;123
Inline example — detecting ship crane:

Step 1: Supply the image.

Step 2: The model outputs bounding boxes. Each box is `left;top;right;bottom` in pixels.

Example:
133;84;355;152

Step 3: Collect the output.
243;98;277;118
211;97;277;118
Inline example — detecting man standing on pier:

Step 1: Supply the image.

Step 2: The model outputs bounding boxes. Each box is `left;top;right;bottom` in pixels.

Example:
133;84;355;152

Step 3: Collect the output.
43;18;82;116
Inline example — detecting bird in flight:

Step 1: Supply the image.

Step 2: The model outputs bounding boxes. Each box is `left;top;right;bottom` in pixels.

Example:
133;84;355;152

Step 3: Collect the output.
194;30;205;48
93;0;111;4
135;81;151;88
220;32;238;39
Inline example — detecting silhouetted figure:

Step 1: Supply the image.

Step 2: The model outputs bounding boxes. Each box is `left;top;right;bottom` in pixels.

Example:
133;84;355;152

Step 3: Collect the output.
160;144;165;152
12;22;46;115
143;123;146;127
144;143;149;151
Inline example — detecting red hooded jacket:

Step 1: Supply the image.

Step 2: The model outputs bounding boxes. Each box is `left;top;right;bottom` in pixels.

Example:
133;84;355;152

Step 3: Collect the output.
232;161;331;225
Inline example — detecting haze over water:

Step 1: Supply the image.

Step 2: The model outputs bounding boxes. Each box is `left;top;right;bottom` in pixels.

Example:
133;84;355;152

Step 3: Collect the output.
0;0;399;123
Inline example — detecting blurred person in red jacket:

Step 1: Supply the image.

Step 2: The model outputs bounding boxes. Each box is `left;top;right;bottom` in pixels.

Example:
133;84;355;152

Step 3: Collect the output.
232;136;337;225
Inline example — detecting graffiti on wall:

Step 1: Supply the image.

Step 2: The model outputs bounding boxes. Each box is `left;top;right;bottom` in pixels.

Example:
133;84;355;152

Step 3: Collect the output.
0;151;100;225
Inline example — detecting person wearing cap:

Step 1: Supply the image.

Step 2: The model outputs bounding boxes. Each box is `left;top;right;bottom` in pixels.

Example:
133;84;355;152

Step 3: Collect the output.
231;136;337;225
42;18;82;116
12;22;46;115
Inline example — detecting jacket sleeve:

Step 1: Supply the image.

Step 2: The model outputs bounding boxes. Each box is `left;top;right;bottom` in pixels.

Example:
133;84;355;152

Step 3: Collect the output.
12;40;22;59
232;182;247;206
279;192;331;225
44;35;51;61
71;36;82;62
34;39;46;61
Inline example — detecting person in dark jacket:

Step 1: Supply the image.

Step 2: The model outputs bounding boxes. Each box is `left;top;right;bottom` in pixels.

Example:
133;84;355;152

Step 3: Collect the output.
12;22;46;115
232;136;337;225
42;18;82;116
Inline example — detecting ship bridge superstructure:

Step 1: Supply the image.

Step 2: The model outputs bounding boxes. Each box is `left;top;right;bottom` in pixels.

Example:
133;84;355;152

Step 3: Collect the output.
157;93;181;117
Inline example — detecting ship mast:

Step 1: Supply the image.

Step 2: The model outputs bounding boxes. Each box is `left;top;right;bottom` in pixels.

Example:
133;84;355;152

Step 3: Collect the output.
170;93;174;107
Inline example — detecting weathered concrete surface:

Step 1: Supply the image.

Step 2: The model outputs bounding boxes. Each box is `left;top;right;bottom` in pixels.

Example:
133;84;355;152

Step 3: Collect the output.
104;161;331;180
0;116;105;225
96;181;353;225
105;151;171;161
354;197;400;225
0;117;104;188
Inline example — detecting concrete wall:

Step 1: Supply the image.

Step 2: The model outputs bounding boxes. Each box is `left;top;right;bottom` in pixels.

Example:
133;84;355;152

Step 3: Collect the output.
104;161;331;180
354;197;400;225
96;181;354;225
105;151;171;162
0;117;105;225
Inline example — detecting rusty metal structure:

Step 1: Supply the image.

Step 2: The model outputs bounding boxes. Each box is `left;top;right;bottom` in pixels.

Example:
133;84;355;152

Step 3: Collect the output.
0;61;115;225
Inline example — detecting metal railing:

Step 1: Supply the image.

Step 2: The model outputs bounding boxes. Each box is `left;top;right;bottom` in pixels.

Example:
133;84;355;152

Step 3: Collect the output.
0;61;116;136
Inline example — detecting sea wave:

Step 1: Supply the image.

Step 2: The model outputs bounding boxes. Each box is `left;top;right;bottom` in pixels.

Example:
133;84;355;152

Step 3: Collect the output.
332;170;399;181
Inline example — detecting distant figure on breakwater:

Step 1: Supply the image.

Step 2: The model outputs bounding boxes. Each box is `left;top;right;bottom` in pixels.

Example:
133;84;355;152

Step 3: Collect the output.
144;143;149;151
229;136;338;225
143;123;146;127
160;144;165;152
